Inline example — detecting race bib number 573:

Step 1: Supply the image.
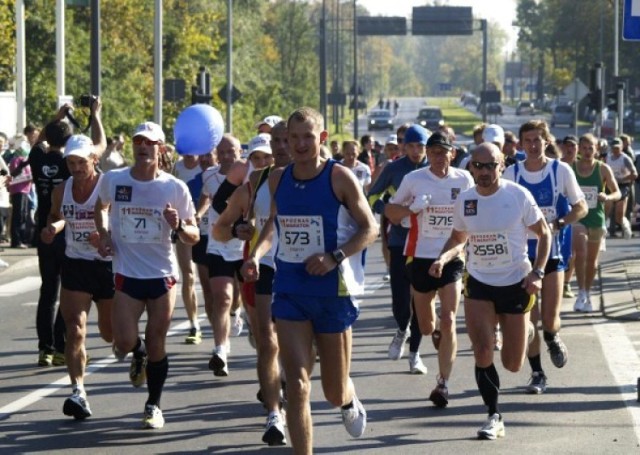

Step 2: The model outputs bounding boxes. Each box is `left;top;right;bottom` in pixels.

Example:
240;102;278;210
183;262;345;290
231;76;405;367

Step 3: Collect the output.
277;215;325;263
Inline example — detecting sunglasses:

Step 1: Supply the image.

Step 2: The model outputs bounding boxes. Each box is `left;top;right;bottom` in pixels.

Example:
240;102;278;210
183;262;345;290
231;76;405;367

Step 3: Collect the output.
132;136;161;146
471;161;500;170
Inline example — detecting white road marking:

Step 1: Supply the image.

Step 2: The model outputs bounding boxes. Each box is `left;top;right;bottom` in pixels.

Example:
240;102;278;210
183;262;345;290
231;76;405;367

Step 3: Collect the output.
21;302;38;307
594;321;640;444
0;276;40;297
0;319;192;420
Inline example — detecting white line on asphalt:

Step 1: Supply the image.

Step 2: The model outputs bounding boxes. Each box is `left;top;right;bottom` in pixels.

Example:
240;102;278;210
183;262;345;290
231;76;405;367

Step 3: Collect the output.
0;276;40;297
21;302;38;307
0;319;192;420
594;322;640;444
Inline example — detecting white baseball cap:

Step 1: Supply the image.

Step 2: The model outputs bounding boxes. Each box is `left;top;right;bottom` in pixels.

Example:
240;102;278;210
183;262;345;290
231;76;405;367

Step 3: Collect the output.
248;133;272;155
133;121;165;142
254;115;283;130
386;134;398;145
482;124;505;146
64;134;94;158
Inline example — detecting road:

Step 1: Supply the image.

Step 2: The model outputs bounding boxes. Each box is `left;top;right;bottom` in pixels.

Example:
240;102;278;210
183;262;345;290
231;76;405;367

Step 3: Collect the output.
1;234;640;454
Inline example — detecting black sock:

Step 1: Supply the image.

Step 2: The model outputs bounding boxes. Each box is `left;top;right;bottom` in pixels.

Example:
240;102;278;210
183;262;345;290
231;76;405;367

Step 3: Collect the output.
543;330;556;343
146;356;169;407
528;354;543;373
475;364;500;416
132;337;146;359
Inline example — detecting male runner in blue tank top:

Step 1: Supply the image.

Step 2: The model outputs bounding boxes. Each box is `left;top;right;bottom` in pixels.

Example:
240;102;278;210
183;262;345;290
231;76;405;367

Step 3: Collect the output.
243;107;378;454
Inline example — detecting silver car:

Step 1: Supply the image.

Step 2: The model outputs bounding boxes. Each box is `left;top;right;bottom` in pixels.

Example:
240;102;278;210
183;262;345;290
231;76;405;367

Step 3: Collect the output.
551;104;574;127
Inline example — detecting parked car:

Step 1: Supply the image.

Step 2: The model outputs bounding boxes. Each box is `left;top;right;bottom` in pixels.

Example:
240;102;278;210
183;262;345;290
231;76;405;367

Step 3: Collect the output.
515;101;535;116
416;107;445;131
367;109;394;131
551;104;574;127
461;92;479;107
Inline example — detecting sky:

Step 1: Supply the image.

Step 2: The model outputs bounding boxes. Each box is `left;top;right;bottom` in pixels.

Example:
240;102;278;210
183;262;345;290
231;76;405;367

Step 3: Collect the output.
359;0;519;51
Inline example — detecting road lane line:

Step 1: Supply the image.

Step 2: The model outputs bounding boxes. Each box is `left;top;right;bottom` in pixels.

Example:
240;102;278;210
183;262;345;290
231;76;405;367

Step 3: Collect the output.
0;319;192;420
594;321;640;444
0;276;40;297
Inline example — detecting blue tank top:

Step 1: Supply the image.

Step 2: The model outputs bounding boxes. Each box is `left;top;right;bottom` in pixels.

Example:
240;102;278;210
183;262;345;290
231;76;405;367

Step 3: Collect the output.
273;159;365;297
514;159;570;263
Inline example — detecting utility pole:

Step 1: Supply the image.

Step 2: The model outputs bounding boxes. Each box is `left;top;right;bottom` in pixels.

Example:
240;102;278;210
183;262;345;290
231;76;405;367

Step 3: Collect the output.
481;19;487;123
90;0;101;96
16;0;26;131
614;0;620;134
353;0;359;139
226;0;233;133
56;0;65;104
153;0;162;125
320;0;327;128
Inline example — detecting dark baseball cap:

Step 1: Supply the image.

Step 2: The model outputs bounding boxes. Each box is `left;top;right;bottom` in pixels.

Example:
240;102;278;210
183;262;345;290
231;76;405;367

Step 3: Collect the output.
426;131;453;150
562;135;578;145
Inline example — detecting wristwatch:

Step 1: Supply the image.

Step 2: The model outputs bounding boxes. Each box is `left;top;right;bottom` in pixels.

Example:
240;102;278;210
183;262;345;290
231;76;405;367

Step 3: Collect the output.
175;219;185;233
331;249;346;264
532;268;545;279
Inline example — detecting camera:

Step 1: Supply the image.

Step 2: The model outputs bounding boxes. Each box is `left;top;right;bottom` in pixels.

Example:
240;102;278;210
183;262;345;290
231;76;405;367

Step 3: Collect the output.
79;94;97;108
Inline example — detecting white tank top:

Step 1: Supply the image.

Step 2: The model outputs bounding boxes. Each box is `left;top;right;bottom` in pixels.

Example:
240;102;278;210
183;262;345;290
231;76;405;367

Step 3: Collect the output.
252;171;276;268
62;174;109;261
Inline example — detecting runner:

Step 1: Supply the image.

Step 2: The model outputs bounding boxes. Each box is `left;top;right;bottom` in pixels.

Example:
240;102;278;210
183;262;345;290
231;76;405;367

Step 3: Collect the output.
243;107;377;453
503;120;587;394
385;131;474;407
41;135;113;420
604;137;637;239
95;121;199;429
433;142;551;439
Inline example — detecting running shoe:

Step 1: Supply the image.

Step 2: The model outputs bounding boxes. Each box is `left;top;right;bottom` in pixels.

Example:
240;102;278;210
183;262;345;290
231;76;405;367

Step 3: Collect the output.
38;350;53;367
428;384;449;408
574;291;586;312
130;353;148;387
142;404;165;429
408;352;427;374
494;327;503;351
185;327;202;345
209;346;229;377
382;274;391;282
431;329;442;351
63;389;92;419
388;329;410;360
341;395;367;438
230;312;244;337
52;351;66;366
262;413;287;446
547;334;568;368
526;371;547;394
563;283;574;298
477;413;505;440
582;296;594;313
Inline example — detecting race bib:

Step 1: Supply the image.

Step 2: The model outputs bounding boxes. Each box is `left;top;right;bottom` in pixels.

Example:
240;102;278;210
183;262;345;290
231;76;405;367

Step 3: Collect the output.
277;215;325;263
529;206;558;240
68;220;97;253
119;206;163;243
421;205;454;238
581;186;599;209
469;232;512;268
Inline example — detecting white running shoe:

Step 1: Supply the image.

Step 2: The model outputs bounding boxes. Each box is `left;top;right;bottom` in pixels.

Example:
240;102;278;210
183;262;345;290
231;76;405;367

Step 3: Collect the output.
142;404;165;429
408;352;427;374
63;389;92;419
388;329;410;360
262;413;287;446
582;296;594;313
477;413;505;440
341;395;367;438
230;312;244;337
573;290;587;312
209;346;229;376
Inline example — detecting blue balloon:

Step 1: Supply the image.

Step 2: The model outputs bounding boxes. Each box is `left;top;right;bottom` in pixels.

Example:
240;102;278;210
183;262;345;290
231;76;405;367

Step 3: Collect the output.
174;104;225;155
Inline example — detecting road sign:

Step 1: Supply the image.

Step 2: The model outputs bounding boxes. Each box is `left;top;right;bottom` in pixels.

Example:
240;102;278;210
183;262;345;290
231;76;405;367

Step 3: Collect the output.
412;6;473;36
218;84;242;104
562;79;589;101
623;0;640;41
328;92;347;106
438;82;452;91
480;90;501;103
357;17;407;36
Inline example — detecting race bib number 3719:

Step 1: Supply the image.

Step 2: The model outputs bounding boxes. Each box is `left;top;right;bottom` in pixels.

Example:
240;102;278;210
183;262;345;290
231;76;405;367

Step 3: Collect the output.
277;215;325;263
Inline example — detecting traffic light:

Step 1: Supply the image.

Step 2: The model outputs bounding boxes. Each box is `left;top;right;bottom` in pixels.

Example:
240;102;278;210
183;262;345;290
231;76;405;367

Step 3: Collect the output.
191;86;212;105
606;82;625;112
588;89;602;111
191;66;212;105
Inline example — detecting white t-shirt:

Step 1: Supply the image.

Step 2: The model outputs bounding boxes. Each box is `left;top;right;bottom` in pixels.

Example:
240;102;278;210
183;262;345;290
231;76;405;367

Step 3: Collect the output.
172;159;202;185
452;180;543;286
201;165;244;261
342;160;372;189
606;153;636;184
98;168;195;279
390;166;474;258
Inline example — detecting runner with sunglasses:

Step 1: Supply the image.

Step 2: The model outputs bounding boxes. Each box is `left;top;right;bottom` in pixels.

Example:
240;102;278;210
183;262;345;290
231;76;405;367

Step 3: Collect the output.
433;142;551;439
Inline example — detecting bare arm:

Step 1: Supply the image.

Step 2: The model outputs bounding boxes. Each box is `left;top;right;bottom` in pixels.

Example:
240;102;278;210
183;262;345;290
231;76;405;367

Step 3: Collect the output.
520;217;551;295
89;97;107;157
600;163;621;202
94;196;113;257
384;203;413;225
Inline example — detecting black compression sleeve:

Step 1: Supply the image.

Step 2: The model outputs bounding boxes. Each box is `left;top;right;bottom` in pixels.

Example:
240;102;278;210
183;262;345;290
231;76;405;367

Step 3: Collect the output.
211;179;240;214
